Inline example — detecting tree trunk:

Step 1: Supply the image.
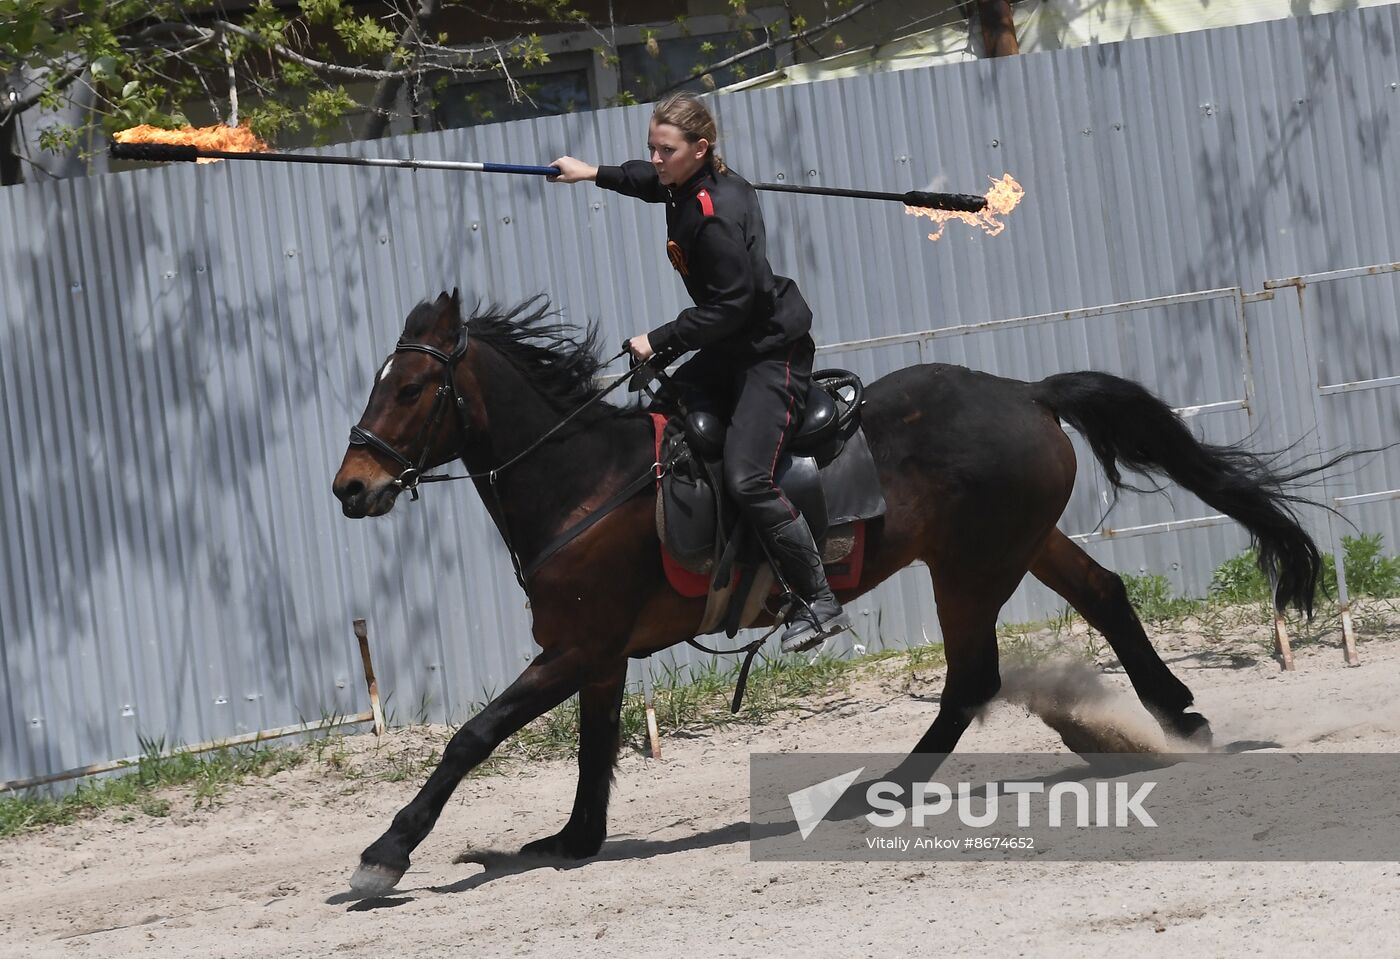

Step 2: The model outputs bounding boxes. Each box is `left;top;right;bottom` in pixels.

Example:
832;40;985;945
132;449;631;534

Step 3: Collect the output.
974;0;1020;57
360;0;441;140
1;109;22;186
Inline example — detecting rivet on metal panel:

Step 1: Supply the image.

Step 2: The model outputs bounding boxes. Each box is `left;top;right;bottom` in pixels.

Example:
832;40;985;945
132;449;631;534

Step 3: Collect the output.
1295;98;1306;105
1113;122;1122;131
214;696;228;705
163;270;175;279
776;172;785;181
121;705;134;717
70;281;81;291
990;138;999;148
336;679;346;688
592;202;601;210
196;265;205;273
379;235;389;244
898;155;908;164
285;248;296;257
428;663;439;671
1082;128;1092;135
502;215;511;224
1200;104;1214;116
30;717;41;727
807;169;817;177
1391;82;1398;90
471;222;479;231
245;693;260;701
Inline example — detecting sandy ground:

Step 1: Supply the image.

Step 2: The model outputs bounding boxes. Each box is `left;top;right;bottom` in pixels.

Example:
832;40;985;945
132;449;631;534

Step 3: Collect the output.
5;604;1400;959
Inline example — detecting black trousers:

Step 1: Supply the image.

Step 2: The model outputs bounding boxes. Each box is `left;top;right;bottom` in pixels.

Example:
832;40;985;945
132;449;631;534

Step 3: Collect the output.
671;335;815;533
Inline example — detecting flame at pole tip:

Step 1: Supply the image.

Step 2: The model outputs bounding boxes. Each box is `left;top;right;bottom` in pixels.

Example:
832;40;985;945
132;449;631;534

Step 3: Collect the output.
112;122;269;163
906;174;1024;241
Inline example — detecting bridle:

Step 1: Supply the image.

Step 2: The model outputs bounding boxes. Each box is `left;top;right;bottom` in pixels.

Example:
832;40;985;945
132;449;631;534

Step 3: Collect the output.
347;335;472;501
346;328;641;587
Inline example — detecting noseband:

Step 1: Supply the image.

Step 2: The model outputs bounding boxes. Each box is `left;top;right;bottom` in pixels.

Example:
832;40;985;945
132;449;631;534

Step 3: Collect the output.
347;335;471;500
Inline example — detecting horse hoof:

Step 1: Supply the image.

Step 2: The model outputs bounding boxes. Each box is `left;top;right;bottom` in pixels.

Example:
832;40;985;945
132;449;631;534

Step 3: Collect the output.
1174;711;1213;749
349;861;405;895
520;831;600;860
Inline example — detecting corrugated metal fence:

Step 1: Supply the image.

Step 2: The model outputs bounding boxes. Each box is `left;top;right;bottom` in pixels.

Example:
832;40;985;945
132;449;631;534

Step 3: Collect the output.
2;6;1398;785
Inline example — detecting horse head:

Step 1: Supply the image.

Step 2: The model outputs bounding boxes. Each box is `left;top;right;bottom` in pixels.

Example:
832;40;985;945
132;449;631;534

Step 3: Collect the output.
332;289;483;518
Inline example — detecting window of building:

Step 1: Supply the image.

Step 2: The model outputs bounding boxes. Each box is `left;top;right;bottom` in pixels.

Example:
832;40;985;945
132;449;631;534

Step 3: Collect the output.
434;67;592;128
617;31;777;102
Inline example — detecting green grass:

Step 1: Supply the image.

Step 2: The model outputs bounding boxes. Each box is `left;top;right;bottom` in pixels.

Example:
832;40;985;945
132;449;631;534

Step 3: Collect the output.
1205;534;1400;608
1120;572;1205;623
487;650;869;767
0;737;306;839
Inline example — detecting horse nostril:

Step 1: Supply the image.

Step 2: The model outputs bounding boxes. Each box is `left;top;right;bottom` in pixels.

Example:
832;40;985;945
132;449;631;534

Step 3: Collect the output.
337;479;365;500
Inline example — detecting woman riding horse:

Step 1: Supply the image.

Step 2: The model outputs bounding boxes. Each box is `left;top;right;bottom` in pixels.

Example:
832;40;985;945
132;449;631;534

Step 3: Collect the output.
549;92;848;654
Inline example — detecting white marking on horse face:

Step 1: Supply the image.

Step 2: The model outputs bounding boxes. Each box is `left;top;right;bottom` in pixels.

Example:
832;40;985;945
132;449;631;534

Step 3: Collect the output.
378;357;395;383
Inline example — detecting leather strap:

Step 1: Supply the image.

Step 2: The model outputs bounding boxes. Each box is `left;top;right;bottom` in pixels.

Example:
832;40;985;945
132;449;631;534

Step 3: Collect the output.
518;461;659;583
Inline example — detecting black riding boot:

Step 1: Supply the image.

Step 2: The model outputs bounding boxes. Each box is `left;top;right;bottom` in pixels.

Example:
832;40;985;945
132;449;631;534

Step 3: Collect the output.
763;514;853;653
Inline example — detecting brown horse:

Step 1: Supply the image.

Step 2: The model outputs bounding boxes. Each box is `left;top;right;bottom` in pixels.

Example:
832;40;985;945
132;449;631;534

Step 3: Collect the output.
333;291;1326;893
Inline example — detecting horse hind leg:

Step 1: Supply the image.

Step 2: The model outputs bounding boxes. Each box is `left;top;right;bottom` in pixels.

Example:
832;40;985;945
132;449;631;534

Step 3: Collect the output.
520;660;627;860
1029;528;1211;746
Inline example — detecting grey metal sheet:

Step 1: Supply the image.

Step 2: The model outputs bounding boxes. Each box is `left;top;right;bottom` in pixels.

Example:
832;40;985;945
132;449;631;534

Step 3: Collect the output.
3;6;1399;784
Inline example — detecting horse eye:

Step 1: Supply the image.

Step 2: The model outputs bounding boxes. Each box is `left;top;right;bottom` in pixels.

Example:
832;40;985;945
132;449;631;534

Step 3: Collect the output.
397;384;424;403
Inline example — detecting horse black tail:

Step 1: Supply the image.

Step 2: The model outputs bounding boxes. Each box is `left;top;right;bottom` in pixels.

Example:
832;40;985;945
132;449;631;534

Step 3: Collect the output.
1032;371;1336;617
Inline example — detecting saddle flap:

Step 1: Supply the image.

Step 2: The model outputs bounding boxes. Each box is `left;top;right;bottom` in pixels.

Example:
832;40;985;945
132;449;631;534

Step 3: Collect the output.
820;425;887;526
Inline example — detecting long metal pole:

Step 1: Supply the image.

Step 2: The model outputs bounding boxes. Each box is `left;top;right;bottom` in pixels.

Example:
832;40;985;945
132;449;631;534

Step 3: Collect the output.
108;140;987;211
110;139;561;176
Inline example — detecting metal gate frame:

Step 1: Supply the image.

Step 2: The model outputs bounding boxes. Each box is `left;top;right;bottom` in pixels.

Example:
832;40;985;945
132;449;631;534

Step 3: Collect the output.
1258;261;1400;666
816;267;1400;670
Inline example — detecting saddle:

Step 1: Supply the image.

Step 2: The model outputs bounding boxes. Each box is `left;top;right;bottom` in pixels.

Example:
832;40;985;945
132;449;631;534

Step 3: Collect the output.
652;370;887;637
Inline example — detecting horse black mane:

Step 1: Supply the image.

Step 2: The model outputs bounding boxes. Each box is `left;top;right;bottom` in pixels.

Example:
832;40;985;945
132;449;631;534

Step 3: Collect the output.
405;294;618;414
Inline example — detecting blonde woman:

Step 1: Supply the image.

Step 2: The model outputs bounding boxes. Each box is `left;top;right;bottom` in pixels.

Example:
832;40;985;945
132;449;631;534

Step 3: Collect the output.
550;93;850;652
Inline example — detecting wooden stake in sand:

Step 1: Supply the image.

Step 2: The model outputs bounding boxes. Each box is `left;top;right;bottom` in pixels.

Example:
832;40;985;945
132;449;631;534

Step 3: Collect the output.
641;670;662;760
354;618;388;737
1273;609;1295;671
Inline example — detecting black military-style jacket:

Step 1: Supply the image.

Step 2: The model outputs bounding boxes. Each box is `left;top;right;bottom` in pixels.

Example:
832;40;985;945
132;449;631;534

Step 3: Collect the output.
594;160;814;361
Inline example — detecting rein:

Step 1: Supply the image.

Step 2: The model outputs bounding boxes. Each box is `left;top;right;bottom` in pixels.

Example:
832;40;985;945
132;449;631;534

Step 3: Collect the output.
348;330;647;588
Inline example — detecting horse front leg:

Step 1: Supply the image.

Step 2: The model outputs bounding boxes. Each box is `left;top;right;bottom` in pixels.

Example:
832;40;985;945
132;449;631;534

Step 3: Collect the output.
350;648;585;894
521;659;628;860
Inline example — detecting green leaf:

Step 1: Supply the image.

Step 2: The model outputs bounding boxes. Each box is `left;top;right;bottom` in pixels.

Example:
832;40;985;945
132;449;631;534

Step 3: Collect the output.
298;0;342;24
335;15;397;57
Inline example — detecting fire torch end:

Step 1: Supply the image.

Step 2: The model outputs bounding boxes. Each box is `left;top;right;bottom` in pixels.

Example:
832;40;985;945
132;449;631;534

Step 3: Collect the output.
903;191;987;212
109;140;201;163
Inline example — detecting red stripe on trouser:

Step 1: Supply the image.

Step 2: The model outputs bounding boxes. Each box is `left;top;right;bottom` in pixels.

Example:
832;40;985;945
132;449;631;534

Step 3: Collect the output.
767;346;799;520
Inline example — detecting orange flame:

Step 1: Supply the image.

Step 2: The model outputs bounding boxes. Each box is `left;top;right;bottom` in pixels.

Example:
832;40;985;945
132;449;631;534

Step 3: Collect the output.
112;122;269;163
906;174;1025;241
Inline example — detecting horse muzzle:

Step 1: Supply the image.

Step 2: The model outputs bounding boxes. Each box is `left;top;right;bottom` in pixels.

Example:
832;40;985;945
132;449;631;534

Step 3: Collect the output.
335;433;417;518
334;478;401;517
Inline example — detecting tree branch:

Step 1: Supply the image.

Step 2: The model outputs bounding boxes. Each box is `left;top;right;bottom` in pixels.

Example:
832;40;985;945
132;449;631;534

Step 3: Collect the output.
653;0;893;98
2;63;85;120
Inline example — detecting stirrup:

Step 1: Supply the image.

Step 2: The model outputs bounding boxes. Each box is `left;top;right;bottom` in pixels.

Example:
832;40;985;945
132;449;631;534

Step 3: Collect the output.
779;601;852;654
